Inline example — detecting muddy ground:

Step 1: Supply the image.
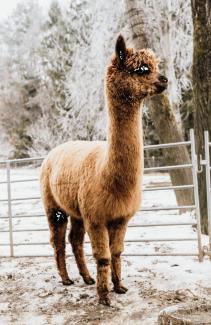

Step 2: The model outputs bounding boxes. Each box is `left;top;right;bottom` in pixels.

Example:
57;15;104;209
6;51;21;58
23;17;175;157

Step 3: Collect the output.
1;256;210;325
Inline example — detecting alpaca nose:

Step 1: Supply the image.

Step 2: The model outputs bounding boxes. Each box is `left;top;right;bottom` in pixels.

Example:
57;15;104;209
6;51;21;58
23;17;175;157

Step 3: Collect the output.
158;74;168;83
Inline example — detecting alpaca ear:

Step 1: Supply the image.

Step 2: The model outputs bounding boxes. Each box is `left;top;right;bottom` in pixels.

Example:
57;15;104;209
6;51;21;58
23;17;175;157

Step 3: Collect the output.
115;35;127;66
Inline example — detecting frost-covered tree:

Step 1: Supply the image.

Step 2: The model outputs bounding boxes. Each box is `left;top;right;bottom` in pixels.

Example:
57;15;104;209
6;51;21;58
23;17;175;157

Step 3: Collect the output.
0;0;44;158
31;0;124;147
40;1;73;113
64;0;125;141
124;0;193;120
27;0;74;155
28;0;95;153
27;89;66;156
124;0;194;207
0;0;196;164
143;0;192;117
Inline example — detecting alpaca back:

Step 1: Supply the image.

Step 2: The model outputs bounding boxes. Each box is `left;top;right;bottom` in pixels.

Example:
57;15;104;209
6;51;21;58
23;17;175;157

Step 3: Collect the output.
40;140;106;218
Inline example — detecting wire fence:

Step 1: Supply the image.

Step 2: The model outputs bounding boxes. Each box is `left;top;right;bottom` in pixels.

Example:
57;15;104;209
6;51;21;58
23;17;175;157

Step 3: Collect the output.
0;129;209;260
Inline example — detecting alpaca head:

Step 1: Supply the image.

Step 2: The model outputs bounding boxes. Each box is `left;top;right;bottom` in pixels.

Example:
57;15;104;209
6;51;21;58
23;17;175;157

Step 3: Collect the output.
107;35;168;103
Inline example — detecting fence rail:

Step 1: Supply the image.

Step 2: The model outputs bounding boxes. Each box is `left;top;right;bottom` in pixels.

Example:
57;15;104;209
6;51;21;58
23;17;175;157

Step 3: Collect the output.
0;129;206;259
0;222;197;233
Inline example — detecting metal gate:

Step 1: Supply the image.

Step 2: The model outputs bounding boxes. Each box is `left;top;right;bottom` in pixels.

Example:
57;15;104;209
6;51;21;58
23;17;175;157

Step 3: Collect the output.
0;129;206;260
203;131;211;258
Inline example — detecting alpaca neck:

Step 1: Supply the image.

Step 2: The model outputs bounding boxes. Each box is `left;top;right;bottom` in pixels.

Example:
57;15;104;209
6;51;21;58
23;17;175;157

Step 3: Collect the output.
105;96;144;194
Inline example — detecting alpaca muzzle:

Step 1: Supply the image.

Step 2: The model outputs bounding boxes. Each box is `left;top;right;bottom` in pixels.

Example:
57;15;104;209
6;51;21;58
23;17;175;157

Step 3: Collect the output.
155;74;168;94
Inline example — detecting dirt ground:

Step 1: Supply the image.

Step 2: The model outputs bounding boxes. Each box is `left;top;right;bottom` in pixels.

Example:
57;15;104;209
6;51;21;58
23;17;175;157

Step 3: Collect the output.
1;255;210;325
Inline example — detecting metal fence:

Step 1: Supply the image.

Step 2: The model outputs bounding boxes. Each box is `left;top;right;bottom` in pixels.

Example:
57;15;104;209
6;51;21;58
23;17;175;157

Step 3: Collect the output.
0;129;206;260
204;131;211;258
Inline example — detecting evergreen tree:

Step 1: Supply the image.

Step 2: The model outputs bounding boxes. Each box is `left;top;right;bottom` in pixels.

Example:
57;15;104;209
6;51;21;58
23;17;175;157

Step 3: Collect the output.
0;0;44;158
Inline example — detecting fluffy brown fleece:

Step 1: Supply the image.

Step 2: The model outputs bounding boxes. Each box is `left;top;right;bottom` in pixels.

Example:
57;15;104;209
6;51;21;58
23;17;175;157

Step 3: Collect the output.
40;35;168;306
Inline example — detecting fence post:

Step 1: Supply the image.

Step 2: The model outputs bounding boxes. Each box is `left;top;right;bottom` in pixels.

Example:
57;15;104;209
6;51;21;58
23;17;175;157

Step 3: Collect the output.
7;161;14;257
204;131;211;258
190;129;203;261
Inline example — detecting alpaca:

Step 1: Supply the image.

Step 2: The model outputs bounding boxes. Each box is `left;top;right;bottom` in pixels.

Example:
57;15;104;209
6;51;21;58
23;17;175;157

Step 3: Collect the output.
40;35;168;306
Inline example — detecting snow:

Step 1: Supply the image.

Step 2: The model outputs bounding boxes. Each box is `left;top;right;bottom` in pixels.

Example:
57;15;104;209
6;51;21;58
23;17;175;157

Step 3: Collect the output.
0;168;211;324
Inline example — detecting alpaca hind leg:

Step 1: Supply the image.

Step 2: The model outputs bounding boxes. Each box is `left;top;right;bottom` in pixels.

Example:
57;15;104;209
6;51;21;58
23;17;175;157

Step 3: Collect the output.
47;208;73;285
68;217;95;285
108;219;128;294
88;224;111;306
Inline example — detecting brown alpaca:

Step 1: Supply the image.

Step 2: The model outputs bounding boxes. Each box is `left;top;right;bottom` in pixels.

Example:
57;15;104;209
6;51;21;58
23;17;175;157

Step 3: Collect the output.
40;35;168;306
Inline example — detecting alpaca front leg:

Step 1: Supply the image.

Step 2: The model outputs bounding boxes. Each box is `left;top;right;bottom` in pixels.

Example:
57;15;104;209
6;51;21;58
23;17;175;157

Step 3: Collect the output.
69;217;95;285
108;219;128;294
88;225;111;306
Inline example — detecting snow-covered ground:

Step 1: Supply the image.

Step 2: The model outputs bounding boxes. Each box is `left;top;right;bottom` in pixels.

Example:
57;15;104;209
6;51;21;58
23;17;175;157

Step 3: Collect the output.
0;167;211;324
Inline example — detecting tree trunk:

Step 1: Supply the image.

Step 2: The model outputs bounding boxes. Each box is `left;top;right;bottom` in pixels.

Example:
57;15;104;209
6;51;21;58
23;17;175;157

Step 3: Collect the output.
191;0;211;234
125;0;194;207
148;95;194;207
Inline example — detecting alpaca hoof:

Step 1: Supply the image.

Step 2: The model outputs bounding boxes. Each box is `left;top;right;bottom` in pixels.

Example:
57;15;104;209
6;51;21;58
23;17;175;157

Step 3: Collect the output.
114;284;128;294
99;296;111;307
83;276;95;285
62;279;74;285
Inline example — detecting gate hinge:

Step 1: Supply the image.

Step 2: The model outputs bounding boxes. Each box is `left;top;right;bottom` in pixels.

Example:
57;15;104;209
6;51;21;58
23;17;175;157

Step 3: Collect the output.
197;154;206;173
200;159;207;165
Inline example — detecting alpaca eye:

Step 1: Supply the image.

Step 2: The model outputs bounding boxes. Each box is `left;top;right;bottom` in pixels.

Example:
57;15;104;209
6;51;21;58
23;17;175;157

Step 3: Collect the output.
134;65;150;75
